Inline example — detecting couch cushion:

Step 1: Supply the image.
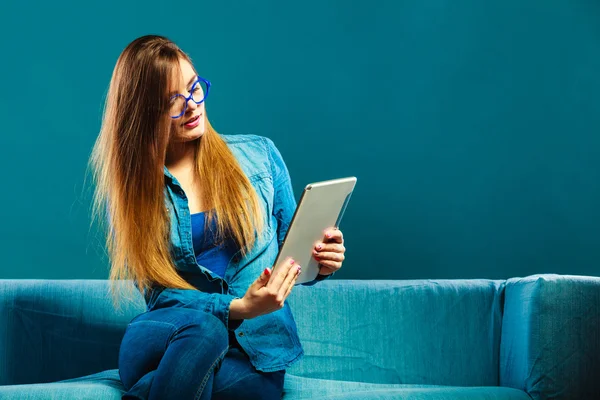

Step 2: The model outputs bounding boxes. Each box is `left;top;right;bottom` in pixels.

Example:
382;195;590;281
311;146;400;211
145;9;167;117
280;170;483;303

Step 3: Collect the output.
283;374;531;399
0;370;532;400
0;370;124;400
287;279;505;386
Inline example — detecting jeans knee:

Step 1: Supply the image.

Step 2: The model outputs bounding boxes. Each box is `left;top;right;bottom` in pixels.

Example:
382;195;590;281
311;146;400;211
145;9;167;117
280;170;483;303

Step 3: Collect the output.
171;309;229;351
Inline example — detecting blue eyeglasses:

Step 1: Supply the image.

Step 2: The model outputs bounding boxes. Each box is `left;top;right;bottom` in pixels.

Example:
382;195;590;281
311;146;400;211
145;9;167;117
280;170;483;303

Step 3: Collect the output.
169;76;211;119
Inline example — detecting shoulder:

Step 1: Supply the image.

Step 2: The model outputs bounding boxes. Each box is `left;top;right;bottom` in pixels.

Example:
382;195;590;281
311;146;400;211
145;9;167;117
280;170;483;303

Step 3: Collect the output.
220;133;282;170
220;133;280;150
219;133;276;179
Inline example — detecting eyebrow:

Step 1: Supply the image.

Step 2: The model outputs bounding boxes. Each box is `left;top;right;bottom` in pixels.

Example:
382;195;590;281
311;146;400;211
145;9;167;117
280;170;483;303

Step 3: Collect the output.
169;75;198;97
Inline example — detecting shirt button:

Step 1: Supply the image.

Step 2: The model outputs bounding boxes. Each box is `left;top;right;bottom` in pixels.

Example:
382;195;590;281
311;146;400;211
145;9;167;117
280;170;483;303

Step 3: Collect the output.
238;332;244;337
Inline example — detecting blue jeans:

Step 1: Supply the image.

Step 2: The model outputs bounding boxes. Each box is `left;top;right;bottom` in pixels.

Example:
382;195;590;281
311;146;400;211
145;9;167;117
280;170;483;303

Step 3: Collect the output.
118;308;286;400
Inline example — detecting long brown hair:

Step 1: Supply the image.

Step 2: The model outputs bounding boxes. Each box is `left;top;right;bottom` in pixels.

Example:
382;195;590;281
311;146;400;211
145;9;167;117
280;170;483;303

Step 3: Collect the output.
88;35;264;304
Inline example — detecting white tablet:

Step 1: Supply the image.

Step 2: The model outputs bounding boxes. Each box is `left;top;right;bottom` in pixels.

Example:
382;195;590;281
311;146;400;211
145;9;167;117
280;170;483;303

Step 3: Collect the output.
273;176;357;284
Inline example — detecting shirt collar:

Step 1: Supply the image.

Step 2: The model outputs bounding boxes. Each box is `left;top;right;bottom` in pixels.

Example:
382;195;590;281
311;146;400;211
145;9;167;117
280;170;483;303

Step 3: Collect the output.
163;165;175;181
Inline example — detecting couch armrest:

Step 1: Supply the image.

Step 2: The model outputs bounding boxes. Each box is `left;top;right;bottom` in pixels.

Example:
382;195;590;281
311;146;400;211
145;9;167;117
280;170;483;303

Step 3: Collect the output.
500;274;600;400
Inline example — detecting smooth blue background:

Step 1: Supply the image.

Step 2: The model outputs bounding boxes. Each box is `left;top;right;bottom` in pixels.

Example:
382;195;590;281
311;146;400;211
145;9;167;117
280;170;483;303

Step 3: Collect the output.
1;0;599;280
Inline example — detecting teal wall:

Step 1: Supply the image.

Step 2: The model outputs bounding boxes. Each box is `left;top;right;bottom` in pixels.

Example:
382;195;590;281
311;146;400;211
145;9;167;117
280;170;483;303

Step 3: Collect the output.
1;1;599;280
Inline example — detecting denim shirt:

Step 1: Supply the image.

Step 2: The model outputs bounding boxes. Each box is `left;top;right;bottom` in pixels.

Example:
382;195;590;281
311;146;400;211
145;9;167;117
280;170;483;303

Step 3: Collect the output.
144;134;331;373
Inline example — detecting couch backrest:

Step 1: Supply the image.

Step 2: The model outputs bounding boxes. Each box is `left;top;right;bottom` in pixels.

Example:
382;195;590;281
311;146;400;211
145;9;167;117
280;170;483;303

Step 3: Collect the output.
0;280;145;385
286;279;506;386
0;278;505;387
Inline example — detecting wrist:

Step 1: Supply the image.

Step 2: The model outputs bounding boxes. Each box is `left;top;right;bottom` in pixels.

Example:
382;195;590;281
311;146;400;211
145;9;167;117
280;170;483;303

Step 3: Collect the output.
230;298;252;320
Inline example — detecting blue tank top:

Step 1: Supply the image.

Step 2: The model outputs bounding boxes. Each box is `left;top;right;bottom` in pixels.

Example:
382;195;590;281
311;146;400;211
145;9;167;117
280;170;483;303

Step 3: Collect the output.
190;211;236;278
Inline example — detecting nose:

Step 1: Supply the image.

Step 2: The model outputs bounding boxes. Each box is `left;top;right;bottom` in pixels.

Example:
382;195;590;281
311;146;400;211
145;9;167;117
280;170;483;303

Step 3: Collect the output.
186;97;198;112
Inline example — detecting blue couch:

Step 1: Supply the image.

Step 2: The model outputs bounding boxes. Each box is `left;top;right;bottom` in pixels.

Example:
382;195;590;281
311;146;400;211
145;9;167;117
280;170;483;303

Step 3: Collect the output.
0;275;598;399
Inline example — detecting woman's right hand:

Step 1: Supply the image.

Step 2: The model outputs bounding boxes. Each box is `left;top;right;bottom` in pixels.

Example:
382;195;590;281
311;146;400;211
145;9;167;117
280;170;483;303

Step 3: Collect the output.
230;257;301;320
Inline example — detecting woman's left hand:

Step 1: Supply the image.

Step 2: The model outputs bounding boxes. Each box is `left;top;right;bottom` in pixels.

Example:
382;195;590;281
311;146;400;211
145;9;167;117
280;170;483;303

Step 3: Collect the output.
313;227;345;276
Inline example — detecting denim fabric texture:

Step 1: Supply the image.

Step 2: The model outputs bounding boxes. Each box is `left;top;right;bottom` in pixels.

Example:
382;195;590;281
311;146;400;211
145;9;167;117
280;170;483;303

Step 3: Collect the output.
118;308;285;400
116;134;332;397
140;134;331;373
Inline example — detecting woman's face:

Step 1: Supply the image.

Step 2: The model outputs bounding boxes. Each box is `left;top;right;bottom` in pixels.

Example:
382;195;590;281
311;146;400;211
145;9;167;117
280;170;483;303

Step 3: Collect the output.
167;58;207;143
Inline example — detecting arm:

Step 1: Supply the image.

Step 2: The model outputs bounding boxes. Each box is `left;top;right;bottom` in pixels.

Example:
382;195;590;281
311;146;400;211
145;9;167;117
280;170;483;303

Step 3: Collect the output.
146;286;244;331
264;137;335;286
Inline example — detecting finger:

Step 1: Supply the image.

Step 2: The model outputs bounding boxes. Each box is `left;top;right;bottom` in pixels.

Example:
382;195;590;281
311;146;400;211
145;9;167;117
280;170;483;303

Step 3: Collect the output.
318;264;336;275
279;262;301;298
323;228;343;244
284;265;301;298
317;259;342;272
314;243;345;254
252;268;271;289
268;257;295;289
313;251;345;263
284;268;300;298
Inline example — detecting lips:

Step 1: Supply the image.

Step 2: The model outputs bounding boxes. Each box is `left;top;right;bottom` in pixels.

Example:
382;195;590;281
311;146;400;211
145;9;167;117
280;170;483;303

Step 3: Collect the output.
182;114;201;126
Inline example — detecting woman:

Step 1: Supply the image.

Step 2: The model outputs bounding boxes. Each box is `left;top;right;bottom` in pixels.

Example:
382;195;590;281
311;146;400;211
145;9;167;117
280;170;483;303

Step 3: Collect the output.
89;35;346;400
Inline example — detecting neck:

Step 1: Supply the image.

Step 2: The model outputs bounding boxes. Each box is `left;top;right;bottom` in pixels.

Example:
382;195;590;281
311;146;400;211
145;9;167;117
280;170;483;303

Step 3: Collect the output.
165;138;199;171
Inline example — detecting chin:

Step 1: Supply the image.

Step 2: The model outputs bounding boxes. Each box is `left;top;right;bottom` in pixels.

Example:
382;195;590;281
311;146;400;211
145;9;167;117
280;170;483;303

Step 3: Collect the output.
194;126;207;138
181;132;204;143
178;126;206;141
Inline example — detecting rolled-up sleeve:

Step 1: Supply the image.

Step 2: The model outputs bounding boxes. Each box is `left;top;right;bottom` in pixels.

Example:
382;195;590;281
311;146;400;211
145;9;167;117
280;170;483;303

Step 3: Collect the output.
146;287;244;331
